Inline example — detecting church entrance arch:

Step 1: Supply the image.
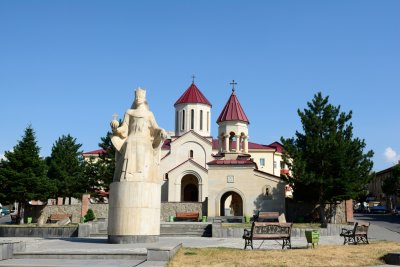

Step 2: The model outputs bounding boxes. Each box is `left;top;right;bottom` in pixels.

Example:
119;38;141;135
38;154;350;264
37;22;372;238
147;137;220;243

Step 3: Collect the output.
181;174;199;202
220;191;243;216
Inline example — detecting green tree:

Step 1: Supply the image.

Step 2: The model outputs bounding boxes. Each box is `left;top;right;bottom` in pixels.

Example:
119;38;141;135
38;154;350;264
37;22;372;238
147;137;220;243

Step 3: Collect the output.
47;134;85;203
97;130;115;189
83;130;115;200
281;92;374;225
0;160;7;203
0;125;55;223
382;164;400;210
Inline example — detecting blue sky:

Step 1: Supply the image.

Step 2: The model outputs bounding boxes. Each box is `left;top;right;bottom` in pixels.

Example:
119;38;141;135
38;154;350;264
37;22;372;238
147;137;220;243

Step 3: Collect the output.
1;1;399;171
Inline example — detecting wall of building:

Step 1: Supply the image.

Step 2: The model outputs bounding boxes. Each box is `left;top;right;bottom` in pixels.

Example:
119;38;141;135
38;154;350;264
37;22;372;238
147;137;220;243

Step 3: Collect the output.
207;166;286;217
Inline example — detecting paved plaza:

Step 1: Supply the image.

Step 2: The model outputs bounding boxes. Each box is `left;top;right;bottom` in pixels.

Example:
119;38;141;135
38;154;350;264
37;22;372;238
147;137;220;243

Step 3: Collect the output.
0;222;400;266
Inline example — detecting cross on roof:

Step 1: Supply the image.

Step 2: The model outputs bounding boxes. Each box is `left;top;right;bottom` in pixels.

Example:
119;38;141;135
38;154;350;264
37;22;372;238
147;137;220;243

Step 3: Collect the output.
230;80;237;92
191;75;196;83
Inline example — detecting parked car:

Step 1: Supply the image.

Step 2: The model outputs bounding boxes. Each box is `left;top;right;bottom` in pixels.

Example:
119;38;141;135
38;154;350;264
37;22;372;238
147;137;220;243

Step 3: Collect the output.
369;205;388;214
0;207;10;216
354;202;370;213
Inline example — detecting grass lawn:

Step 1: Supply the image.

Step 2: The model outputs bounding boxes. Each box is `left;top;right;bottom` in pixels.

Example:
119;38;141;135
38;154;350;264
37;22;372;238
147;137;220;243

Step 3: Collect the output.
167;241;399;267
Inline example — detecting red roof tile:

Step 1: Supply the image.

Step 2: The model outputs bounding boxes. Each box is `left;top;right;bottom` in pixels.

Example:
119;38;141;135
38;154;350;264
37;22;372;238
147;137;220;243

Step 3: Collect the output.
82;149;105;155
268;142;284;153
211;139;276;150
207;159;256;166
174;82;211;107
216;90;249;124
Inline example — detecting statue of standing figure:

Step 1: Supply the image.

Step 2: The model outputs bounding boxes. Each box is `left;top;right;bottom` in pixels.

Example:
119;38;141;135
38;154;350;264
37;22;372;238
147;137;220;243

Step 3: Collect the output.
110;88;167;183
108;87;166;243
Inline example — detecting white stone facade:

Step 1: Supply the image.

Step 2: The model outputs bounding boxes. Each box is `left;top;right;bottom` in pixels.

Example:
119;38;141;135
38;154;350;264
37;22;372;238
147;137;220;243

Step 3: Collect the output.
158;82;288;218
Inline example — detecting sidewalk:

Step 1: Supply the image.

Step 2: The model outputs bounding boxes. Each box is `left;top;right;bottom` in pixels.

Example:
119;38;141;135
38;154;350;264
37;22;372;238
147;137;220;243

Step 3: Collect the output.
1;234;343;252
1;223;400;266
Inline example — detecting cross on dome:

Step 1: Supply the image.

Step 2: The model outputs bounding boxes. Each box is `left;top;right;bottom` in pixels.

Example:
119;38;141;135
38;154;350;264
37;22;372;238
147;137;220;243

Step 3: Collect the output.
230;80;237;93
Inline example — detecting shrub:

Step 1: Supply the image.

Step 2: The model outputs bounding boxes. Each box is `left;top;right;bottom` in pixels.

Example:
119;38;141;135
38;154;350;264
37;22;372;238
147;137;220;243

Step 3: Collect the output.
84;209;95;222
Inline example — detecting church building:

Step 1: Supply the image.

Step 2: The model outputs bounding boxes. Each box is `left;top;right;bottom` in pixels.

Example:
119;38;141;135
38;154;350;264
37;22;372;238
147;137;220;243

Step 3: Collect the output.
158;81;288;218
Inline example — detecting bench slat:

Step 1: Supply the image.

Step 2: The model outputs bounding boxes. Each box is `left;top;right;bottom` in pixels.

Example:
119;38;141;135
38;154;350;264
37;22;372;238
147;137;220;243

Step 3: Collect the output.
340;221;370;245
175;212;199;221
243;222;292;250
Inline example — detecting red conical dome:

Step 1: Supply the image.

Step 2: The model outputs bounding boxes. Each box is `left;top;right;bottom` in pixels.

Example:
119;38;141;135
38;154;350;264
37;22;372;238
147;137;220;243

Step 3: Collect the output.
217;90;249;124
174;82;212;107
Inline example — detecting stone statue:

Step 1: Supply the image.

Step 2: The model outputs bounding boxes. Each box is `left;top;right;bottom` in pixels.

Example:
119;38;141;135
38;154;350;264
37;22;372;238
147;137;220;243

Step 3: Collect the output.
108;87;166;244
110;88;167;183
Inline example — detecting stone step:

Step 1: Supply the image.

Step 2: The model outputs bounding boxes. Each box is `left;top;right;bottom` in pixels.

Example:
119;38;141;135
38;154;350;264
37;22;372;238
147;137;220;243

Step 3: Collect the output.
0;258;147;267
13;251;147;260
161;223;211;237
91;223;212;237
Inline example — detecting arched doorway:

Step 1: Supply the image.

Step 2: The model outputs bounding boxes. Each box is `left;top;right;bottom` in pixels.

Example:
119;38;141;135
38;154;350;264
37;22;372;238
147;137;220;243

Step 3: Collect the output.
220;191;243;216
181;174;199;202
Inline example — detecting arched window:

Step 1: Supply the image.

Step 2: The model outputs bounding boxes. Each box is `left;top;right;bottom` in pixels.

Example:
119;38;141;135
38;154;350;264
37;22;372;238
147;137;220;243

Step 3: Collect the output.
189;150;194;158
190;109;194;130
181;110;185;130
175;111;178;133
207;111;209;131
229;132;236;151
200;110;203;130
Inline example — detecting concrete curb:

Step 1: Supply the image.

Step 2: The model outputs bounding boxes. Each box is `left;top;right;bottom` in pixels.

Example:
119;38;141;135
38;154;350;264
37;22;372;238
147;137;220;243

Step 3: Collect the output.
147;243;182;261
0;240;26;260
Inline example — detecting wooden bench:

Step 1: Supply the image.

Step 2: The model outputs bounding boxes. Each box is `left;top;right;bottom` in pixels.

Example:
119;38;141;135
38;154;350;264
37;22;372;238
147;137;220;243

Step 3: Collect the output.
48;213;72;223
175;212;199;222
243;222;293;249
254;211;280;222
340;221;370;245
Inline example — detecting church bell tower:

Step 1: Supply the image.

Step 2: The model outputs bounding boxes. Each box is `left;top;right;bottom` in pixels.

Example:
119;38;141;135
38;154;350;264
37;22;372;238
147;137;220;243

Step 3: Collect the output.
174;78;212;137
216;80;250;154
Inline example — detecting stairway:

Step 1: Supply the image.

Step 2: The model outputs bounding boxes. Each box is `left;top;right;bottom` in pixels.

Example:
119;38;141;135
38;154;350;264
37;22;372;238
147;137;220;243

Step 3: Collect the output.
91;222;212;237
160;222;211;237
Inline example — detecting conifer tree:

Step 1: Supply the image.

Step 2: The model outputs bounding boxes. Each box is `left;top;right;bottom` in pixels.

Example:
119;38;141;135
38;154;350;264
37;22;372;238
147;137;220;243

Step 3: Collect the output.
84;131;115;201
0;125;55;223
47;134;85;203
97;130;115;189
281;92;374;225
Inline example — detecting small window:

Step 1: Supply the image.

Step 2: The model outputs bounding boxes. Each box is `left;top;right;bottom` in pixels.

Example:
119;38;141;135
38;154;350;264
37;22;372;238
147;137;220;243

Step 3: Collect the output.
189;150;194;158
200;110;203;130
207;111;209;131
260;158;265;167
181;110;185;130
175;111;178;133
263;185;273;199
280;161;285;169
191;109;194;130
164;173;169;181
273;161;277;169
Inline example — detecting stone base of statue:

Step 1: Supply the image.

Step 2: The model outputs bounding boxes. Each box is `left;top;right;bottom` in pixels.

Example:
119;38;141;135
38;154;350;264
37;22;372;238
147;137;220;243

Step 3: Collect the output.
108;181;161;244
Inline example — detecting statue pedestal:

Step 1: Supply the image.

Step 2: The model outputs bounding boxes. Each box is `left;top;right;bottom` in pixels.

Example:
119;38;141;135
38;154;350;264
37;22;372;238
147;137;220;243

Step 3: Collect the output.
108;181;160;244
